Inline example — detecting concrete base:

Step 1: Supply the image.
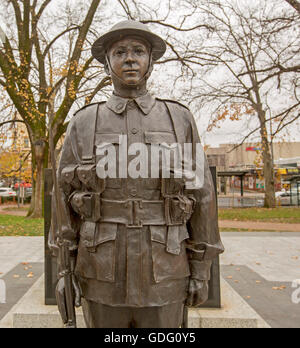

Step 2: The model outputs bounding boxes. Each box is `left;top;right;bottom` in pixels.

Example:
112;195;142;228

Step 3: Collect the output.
0;275;269;328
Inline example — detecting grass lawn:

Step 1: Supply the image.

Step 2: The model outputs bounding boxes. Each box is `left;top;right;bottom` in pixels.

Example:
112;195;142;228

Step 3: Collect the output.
218;207;300;224
0;215;44;236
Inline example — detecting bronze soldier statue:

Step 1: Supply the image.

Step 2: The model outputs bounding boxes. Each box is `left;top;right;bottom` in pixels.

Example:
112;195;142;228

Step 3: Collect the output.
49;20;224;328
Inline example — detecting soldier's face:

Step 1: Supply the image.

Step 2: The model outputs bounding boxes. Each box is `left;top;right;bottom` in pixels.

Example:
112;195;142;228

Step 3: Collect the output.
107;37;151;85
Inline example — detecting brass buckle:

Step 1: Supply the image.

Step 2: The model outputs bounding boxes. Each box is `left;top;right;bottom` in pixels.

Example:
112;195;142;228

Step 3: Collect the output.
125;199;143;228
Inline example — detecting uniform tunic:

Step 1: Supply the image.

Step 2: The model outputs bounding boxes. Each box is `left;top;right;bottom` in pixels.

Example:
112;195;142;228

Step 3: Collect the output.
50;92;224;308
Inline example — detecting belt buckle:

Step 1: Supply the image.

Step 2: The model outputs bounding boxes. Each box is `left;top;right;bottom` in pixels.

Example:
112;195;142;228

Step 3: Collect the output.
126;199;143;228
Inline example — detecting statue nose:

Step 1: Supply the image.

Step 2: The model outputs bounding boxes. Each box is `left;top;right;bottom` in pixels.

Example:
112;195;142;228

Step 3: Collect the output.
125;51;135;63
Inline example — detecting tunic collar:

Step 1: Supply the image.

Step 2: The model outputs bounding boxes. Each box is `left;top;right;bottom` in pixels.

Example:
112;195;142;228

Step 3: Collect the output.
106;92;156;115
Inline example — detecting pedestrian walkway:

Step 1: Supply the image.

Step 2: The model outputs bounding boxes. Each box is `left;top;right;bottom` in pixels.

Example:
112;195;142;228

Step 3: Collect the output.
220;232;300;328
1;234;300;328
219;220;300;232
0;204;28;217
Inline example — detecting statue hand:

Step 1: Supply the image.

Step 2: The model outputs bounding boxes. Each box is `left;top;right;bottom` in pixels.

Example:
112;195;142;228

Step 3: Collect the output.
55;274;82;324
186;279;209;307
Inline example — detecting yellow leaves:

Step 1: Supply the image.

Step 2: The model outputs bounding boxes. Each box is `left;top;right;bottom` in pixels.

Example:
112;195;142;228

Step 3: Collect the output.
208;102;256;132
272;286;286;291
27;272;34;278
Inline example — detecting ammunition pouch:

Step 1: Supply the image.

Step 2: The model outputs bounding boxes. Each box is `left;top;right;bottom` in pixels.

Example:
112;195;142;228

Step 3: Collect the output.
164;194;196;226
61;165;81;194
77;164;99;191
161;178;196;225
70;192;101;223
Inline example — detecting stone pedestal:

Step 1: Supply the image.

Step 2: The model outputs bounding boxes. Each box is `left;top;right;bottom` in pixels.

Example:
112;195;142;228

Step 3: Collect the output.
0;275;269;328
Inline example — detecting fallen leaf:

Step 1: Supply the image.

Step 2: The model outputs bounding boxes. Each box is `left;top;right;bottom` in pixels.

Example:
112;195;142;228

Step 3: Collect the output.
256;281;261;284
292;256;299;260
226;276;233;279
27;272;34;278
245;296;251;299
13;274;20;278
236;268;241;271
21;262;29;265
234;280;239;283
272;285;286;291
24;267;28;270
256;262;261;265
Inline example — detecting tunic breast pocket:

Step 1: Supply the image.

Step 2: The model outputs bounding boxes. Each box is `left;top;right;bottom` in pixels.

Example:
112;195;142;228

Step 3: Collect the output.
95;133;123;189
149;225;190;283
75;222;117;282
144;131;181;178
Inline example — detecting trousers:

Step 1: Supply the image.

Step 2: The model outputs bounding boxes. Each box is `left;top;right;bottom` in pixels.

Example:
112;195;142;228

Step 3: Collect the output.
82;299;185;328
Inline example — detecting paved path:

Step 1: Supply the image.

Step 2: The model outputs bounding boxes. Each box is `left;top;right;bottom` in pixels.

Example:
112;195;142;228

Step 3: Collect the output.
0;205;28;217
220;232;300;328
220;220;300;232
0;237;44;277
1;234;300;328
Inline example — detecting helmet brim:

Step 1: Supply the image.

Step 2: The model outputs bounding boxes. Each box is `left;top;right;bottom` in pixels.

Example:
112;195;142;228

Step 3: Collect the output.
92;28;167;64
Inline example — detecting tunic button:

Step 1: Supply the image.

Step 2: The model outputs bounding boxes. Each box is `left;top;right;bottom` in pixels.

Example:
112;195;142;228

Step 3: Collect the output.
131;128;138;135
117;103;123;111
82;174;86;179
129;188;137;197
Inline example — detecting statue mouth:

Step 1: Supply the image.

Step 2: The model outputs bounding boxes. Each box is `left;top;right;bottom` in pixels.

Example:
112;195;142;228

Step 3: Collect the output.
124;70;138;73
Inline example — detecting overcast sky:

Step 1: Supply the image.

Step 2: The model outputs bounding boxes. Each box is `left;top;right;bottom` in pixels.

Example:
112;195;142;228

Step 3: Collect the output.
0;0;299;148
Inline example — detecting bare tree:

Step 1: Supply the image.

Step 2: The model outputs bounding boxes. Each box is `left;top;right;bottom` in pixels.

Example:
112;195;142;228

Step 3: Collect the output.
183;0;299;208
0;0;299;213
0;0;111;217
285;0;300;13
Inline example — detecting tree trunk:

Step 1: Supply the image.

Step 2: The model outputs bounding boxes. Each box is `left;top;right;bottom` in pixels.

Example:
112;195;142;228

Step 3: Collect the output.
259;111;276;208
27;141;46;218
29;158;44;218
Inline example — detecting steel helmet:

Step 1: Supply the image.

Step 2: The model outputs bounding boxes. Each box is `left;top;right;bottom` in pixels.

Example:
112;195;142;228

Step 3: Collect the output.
92;20;166;64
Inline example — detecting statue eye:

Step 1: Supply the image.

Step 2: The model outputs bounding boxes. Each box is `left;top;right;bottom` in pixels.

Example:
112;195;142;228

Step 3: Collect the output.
115;50;125;56
135;48;145;55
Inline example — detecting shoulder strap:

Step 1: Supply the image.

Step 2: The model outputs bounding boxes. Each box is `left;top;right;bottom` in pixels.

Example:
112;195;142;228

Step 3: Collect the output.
164;101;186;144
75;103;100;164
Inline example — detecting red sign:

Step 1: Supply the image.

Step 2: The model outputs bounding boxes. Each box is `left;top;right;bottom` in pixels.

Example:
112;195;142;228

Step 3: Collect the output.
246;147;261;151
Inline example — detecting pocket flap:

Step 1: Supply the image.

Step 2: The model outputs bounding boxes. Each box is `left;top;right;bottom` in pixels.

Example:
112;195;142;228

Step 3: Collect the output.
144;131;177;145
96;133;122;146
80;222;117;249
95;223;117;246
61;165;78;184
166;225;190;255
150;225;167;244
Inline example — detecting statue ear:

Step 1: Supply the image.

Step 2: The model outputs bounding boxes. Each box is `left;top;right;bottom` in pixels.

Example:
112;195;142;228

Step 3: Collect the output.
145;56;154;80
104;56;111;76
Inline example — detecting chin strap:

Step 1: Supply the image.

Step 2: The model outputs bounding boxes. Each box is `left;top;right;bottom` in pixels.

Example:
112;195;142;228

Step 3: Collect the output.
106;49;153;88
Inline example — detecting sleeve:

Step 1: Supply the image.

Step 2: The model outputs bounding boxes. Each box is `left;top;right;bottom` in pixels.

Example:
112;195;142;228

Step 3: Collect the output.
184;110;224;281
48;117;82;257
